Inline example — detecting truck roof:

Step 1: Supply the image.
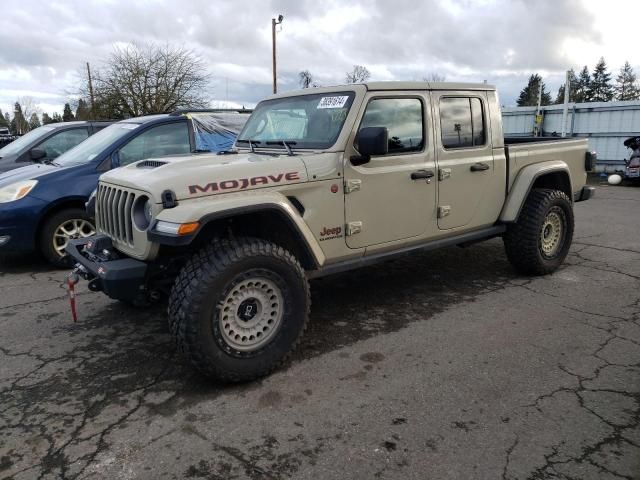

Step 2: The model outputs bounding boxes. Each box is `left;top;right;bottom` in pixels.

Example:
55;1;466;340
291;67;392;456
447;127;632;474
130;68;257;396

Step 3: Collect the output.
268;81;496;101
364;81;495;91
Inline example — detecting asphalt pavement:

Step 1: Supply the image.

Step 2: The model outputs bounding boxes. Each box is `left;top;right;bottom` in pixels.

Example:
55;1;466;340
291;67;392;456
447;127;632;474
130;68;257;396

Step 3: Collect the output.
0;184;639;479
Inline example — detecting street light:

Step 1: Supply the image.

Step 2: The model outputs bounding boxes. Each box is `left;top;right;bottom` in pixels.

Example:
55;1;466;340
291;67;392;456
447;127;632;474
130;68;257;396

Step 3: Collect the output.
272;14;284;94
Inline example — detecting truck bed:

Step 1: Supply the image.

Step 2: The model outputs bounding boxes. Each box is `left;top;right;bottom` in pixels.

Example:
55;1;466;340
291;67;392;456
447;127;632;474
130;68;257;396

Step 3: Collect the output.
504;137;589;196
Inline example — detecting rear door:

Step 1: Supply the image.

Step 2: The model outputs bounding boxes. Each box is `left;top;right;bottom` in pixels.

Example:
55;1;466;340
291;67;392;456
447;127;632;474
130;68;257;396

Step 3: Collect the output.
344;93;437;249
432;92;503;230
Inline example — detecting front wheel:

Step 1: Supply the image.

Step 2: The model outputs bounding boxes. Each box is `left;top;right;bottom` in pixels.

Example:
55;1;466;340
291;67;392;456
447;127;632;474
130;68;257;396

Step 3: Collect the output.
40;208;95;268
168;237;310;383
503;188;574;275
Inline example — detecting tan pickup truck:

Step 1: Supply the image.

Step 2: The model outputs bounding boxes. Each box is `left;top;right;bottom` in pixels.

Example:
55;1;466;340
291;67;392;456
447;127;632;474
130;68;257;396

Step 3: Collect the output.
67;82;596;382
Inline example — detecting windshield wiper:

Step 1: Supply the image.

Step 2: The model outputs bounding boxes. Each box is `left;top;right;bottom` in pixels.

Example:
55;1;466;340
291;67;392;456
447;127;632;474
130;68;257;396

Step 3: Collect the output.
236;139;262;153
266;140;297;156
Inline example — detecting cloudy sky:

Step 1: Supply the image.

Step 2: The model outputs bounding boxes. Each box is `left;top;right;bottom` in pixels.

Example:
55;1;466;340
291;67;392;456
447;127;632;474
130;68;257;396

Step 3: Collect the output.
1;0;638;119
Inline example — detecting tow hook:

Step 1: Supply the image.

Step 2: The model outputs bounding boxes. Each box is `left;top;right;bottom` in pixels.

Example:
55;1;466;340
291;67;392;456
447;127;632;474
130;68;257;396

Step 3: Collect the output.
65;265;86;323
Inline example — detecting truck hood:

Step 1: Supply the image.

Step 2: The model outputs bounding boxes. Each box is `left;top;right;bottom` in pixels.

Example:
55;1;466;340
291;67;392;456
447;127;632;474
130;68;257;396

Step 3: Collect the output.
101;152;310;201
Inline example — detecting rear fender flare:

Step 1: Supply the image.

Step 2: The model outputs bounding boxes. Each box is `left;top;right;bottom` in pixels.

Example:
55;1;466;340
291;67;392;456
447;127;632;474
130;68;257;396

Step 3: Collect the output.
500;160;572;222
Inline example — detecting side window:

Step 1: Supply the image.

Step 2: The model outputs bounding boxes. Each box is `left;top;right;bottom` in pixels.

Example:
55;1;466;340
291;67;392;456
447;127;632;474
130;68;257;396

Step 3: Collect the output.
118;122;190;166
358;98;423;154
38;128;89;159
439;97;485;149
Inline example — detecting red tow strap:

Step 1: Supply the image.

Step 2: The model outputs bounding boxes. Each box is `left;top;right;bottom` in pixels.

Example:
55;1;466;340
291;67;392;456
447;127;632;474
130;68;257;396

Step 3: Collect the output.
67;273;79;323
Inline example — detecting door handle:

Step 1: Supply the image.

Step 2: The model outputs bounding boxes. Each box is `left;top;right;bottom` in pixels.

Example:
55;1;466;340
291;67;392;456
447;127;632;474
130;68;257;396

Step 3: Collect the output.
470;163;490;172
410;169;435;180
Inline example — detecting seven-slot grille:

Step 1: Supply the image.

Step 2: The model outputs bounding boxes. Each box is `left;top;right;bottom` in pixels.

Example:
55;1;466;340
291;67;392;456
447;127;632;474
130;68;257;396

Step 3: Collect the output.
96;184;136;245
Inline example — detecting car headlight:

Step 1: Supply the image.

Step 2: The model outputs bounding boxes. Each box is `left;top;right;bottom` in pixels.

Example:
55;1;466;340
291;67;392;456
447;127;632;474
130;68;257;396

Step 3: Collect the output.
133;196;153;231
0;180;38;203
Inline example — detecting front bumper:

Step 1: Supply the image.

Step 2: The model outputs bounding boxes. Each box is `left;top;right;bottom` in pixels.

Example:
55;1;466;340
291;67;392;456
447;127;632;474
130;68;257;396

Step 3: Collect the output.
66;236;148;301
575;186;595;202
0;196;47;253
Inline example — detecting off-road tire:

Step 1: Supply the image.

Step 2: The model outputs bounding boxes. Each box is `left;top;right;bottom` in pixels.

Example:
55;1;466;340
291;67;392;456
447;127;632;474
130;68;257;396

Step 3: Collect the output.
168;237;310;383
40;208;95;268
503;188;574;275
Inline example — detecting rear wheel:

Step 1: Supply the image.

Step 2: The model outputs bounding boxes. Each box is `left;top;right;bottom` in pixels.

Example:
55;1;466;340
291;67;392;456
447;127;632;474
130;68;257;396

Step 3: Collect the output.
168;237;310;383
503;188;574;275
40;208;95;268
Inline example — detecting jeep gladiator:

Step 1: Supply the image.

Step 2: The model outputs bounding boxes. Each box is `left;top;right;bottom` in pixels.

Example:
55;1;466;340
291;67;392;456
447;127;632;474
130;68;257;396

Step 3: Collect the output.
67;82;596;382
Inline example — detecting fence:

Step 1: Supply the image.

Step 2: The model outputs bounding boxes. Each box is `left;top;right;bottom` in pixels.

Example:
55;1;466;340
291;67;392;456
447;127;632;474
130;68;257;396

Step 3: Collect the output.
502;100;640;173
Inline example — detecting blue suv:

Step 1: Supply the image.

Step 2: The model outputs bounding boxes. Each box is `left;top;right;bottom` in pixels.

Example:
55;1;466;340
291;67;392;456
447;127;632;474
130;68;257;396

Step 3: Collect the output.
0;110;249;266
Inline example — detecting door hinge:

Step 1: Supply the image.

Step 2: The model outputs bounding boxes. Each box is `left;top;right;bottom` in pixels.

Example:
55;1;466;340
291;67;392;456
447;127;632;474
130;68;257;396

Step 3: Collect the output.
437;206;451;218
346;221;363;236
344;179;361;193
438;168;452;181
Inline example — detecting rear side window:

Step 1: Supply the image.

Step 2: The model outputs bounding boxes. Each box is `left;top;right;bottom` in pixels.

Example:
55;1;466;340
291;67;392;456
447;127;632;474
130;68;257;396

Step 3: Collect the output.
118;122;190;166
439;97;485;149
38;128;89;159
358;98;424;154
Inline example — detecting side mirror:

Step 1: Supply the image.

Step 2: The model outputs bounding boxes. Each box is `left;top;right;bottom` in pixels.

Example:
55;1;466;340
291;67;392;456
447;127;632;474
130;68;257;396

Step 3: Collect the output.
30;148;46;161
351;127;388;166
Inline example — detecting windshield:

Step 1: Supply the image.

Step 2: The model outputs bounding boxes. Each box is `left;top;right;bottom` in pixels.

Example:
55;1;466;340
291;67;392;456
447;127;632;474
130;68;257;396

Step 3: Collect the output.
237;92;355;150
55;122;140;166
0;125;56;156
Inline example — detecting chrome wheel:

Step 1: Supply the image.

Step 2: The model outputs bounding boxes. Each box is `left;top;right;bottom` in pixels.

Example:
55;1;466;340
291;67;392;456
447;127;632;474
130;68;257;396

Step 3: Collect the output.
218;276;284;352
53;219;95;257
540;207;564;258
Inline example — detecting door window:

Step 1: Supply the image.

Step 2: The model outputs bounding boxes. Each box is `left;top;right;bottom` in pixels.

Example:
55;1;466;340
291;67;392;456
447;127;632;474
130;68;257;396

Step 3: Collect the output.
118;122;190;166
358;98;424;154
38;128;89;159
439;97;485;149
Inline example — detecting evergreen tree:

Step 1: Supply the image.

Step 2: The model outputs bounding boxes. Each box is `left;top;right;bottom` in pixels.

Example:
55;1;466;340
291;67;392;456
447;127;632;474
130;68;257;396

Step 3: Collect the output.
517;74;552;106
586;57;614;102
573;66;591;103
0;109;9;128
62;103;75;122
615;61;640;101
10;102;28;134
28;113;41;130
50;113;63;123
75;99;90;120
554;69;579;104
42;113;53;125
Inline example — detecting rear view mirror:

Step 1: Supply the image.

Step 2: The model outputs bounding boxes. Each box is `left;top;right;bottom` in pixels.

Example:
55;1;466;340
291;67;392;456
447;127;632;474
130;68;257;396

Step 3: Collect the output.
351;127;388;166
30;148;46;161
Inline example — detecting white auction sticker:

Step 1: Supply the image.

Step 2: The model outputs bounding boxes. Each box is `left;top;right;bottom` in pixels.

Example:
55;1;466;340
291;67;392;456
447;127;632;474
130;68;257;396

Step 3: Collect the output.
317;96;349;109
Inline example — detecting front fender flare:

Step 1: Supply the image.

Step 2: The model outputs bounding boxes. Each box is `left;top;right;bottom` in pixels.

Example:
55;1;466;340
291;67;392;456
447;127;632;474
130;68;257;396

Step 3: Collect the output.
500;160;572;222
148;192;325;267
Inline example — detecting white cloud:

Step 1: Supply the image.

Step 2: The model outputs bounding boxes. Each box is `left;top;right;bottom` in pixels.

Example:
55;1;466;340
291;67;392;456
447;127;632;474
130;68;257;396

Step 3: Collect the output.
0;0;638;118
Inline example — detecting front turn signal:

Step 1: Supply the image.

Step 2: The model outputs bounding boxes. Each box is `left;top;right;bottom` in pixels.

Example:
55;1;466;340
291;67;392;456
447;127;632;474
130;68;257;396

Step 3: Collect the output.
177;222;199;235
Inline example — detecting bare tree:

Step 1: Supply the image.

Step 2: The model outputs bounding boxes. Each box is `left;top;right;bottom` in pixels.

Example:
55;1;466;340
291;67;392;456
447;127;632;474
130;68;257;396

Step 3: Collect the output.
77;43;210;118
299;70;314;89
17;97;41;131
423;73;446;82
345;65;370;84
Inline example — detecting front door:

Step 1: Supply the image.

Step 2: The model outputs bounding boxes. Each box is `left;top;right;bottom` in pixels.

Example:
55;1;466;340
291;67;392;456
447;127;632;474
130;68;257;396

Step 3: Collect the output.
432;92;502;230
344;93;437;249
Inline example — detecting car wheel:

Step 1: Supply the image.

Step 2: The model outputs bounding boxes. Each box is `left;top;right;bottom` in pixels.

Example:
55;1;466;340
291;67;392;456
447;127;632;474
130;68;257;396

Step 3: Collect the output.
503;188;574;275
168;237;310;383
40;208;95;268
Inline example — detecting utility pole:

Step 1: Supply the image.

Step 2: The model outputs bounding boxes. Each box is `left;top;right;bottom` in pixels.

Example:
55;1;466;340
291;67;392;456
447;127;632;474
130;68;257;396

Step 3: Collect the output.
272;14;284;94
86;62;95;120
561;70;571;137
534;79;543;137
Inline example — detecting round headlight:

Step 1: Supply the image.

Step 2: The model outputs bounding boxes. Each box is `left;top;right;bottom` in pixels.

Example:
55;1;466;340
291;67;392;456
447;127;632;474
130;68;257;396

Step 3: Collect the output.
133;196;153;230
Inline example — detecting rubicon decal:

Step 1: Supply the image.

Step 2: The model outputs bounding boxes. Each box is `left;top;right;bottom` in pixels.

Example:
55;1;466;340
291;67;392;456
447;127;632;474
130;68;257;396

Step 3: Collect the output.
189;172;301;195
